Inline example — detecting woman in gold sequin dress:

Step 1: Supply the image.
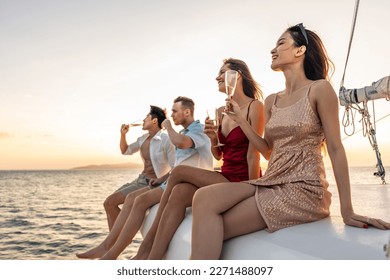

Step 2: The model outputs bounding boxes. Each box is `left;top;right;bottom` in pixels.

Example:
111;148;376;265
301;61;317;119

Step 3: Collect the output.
190;24;390;259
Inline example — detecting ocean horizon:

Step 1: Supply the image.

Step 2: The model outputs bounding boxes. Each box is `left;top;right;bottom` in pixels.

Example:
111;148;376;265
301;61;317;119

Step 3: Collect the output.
0;166;388;260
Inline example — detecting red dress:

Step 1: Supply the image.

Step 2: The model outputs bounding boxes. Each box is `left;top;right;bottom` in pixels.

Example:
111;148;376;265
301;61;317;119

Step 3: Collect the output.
217;100;262;182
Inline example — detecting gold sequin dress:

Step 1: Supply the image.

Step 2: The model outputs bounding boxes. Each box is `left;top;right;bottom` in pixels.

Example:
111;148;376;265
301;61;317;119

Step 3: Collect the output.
248;86;332;232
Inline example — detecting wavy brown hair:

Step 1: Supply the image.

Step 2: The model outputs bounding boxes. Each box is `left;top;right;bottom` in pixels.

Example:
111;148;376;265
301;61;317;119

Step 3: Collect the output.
223;58;263;101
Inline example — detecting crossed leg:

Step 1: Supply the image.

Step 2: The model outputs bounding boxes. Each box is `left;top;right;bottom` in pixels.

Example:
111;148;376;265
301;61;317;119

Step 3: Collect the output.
134;165;229;259
190;182;266;260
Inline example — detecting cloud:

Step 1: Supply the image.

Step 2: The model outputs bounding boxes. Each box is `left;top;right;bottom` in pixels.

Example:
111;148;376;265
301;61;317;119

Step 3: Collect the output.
0;132;12;139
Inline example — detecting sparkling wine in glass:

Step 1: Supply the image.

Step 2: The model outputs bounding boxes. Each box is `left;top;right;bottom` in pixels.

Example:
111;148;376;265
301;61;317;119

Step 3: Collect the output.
129;119;143;127
224;70;238;113
207;108;224;147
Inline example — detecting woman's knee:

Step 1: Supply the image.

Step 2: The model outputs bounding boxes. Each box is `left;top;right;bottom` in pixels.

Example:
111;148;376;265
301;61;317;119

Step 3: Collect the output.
192;188;212;211
168;185;193;207
169;165;194;183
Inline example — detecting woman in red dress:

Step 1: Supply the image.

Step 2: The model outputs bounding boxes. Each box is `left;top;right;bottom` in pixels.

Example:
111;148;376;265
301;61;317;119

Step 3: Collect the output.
133;58;266;260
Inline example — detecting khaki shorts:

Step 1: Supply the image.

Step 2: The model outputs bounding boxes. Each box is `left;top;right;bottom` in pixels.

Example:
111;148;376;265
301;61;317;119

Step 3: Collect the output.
116;174;150;196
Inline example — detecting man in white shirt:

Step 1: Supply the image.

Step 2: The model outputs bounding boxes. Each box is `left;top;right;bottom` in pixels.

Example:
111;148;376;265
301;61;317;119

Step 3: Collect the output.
104;106;175;230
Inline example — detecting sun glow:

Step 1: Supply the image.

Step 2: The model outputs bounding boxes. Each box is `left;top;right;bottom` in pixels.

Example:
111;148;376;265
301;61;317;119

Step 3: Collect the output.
1;0;389;170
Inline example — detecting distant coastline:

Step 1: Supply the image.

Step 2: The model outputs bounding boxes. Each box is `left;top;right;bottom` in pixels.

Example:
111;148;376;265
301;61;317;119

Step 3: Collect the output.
71;162;143;170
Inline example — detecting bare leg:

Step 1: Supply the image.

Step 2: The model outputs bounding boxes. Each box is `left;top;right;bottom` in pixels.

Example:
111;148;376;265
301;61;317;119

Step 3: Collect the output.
104;191;125;230
147;183;197;259
134;166;228;259
100;187;163;260
222;195;266;240
76;187;148;259
190;182;264;260
104;180;149;230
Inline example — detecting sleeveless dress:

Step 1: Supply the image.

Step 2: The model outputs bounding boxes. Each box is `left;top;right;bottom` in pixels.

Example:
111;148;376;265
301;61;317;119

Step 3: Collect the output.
248;83;332;232
218;100;262;182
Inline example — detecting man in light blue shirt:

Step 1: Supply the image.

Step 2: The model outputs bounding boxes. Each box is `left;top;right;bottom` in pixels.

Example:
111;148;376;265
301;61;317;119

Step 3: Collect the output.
159;98;213;190
171;120;213;172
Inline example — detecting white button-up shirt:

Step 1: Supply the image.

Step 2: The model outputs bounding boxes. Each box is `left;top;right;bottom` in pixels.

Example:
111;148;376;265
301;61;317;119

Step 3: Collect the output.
124;130;175;177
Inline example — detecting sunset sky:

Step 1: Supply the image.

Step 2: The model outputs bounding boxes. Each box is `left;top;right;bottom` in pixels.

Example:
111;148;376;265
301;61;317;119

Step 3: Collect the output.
1;0;389;170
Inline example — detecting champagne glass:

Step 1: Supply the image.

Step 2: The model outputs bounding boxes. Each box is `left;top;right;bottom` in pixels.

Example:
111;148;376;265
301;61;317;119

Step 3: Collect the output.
224;70;238;113
129;119;143;127
207;108;224;147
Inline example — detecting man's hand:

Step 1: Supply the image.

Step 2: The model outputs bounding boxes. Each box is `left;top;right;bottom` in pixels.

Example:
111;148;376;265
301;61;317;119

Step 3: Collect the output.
149;178;163;188
162;119;172;130
120;124;130;135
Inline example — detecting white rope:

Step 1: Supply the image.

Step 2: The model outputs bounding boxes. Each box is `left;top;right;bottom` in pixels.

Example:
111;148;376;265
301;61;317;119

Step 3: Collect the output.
339;0;386;184
342;113;390;140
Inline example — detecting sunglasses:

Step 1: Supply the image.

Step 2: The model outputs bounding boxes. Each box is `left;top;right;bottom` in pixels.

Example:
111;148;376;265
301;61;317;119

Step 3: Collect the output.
296;23;309;46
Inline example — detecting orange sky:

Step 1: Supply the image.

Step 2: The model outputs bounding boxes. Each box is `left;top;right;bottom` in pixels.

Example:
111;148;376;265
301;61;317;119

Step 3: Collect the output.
1;0;389;170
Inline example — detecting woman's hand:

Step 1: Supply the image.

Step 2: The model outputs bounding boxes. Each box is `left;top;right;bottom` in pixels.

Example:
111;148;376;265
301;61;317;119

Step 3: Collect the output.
343;211;390;230
204;116;218;142
224;98;245;124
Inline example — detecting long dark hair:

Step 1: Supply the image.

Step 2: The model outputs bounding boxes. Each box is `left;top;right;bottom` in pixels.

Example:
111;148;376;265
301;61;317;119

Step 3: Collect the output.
287;24;335;81
223;58;263;101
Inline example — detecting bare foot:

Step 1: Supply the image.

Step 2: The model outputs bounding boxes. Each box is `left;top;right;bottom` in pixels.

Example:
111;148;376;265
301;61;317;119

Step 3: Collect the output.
135;241;152;260
76;244;109;259
129;254;138;260
135;250;150;260
99;251;118;260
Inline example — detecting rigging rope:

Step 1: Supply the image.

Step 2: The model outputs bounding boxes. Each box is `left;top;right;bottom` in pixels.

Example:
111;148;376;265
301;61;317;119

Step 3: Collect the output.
341;113;390;141
341;114;390;141
340;0;360;89
339;0;387;184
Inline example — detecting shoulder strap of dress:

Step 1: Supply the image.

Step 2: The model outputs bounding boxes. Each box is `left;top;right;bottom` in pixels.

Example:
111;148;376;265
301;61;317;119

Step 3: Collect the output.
272;91;282;107
306;80;321;96
246;99;255;121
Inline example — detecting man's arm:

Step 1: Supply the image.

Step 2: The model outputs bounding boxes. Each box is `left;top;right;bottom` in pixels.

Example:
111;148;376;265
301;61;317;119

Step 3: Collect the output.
164;134;176;168
120;124;130;154
162;119;193;149
120;124;143;155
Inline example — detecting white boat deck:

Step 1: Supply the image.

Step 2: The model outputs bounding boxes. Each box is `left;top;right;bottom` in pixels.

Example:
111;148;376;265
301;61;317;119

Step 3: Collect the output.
140;184;390;259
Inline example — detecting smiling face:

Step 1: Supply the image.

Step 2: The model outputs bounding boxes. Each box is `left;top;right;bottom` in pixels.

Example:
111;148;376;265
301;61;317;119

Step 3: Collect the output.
215;64;230;94
270;31;305;72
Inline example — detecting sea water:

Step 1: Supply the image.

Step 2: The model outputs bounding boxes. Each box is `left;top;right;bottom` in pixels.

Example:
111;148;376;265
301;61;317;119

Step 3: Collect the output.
0;169;143;260
0;166;387;260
